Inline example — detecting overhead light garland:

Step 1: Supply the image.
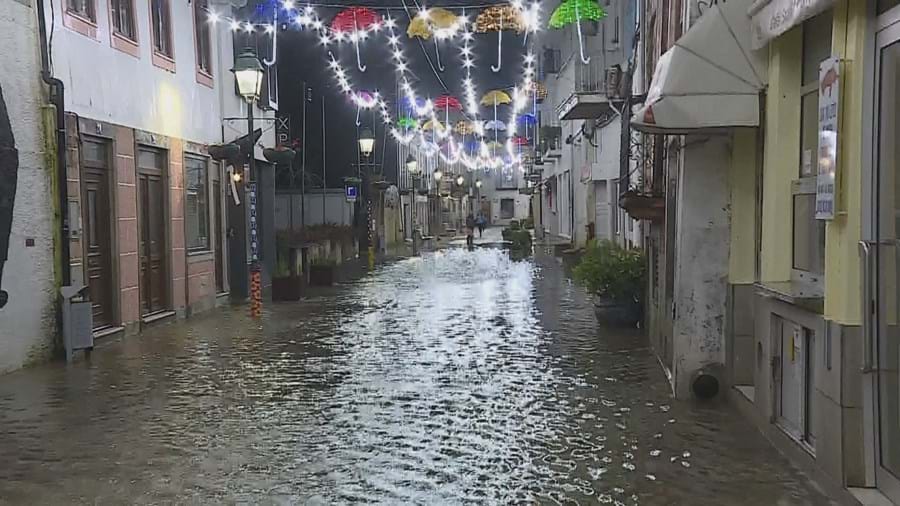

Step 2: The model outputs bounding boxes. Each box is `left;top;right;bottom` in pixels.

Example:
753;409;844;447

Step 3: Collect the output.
206;1;542;173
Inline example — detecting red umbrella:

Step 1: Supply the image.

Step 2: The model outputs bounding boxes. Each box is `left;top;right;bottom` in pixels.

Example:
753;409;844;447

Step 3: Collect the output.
331;7;381;33
434;95;462;111
512;135;529;146
331;7;382;72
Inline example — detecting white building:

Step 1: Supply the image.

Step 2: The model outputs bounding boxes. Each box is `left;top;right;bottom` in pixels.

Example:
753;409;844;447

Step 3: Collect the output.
0;0;58;373
535;0;637;248
40;0;274;338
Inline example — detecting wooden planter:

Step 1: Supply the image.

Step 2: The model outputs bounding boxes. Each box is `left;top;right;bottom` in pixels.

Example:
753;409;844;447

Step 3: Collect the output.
619;191;665;221
309;265;335;286
272;276;302;301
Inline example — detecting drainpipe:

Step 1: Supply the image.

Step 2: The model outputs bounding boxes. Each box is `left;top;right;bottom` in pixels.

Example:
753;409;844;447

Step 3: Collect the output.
37;0;70;288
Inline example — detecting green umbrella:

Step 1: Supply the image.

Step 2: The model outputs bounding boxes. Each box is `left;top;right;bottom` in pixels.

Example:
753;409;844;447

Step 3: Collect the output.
397;117;418;129
549;0;606;64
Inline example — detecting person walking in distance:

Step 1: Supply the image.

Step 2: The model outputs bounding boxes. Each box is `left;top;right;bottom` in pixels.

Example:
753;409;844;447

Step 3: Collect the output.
465;213;476;249
0;83;18;309
476;212;486;238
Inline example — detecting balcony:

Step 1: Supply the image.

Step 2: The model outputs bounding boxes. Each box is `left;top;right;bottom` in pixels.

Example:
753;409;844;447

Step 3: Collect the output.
555;59;620;121
540;126;563;159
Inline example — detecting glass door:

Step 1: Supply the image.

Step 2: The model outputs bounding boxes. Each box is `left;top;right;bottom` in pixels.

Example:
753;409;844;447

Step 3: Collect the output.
873;24;900;502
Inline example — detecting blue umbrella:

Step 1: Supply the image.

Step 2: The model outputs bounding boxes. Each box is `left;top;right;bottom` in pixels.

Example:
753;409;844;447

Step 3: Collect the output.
518;113;537;125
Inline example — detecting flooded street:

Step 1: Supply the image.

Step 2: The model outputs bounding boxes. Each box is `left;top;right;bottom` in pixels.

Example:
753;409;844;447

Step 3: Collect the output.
0;245;832;505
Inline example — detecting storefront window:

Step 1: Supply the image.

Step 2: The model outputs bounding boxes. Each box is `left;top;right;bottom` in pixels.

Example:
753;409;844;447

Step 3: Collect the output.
185;156;210;251
792;11;832;279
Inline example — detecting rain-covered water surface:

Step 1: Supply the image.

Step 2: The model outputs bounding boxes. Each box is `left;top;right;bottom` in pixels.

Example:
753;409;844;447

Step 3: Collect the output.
0;247;832;505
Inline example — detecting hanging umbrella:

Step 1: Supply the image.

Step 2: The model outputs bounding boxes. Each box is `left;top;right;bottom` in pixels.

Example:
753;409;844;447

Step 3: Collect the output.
407;8;461;71
528;81;549;102
480;90;512;106
332;7;383;72
474;4;526;72
397;117;418;129
353;90;376;126
455;121;477;135
481;90;512;144
484;120;507;131
434;95;462;111
422;119;446;132
512;136;529;146
549;0;606;64
518;113;537;125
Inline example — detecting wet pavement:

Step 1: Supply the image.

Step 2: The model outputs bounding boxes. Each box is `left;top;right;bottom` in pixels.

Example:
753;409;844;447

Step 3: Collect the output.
0;243;834;505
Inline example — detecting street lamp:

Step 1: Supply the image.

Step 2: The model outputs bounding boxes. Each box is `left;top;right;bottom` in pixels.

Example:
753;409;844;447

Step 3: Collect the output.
358;128;375;158
433;169;443;182
406;154;420;255
456;175;465;186
233;48;264;101
356;129;378;268
475;179;482;189
231;47;264;318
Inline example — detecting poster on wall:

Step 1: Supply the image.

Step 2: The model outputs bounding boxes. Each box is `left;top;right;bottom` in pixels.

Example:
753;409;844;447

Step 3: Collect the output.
816;56;839;221
0;83;17;308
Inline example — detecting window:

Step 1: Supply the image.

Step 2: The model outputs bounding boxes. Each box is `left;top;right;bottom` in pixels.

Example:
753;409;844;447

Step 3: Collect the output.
500;199;515;220
194;0;214;79
185;156;210;251
110;0;136;40
150;0;173;57
67;0;95;21
792;12;832;280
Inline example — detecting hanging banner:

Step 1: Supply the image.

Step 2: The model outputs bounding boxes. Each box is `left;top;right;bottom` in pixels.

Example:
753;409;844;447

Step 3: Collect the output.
749;0;835;50
816;57;839;220
248;182;260;263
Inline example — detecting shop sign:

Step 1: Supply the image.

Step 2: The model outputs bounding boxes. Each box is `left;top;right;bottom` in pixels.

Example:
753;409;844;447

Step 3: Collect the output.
750;0;835;50
345;185;358;203
816;57;839;220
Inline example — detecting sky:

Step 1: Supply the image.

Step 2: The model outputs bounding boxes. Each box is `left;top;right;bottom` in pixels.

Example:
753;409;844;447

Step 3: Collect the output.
274;0;537;188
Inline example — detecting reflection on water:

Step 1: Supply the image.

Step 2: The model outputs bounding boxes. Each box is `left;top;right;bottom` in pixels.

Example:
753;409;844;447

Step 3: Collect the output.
0;248;833;504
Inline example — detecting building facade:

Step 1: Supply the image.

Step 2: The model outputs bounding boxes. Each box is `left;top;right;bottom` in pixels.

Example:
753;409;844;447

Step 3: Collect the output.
535;0;637;248
44;0;275;336
630;0;900;502
0;0;59;373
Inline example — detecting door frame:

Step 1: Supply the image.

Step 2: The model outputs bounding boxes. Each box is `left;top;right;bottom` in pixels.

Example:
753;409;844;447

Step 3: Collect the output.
135;144;172;316
864;4;900;496
79;133;120;328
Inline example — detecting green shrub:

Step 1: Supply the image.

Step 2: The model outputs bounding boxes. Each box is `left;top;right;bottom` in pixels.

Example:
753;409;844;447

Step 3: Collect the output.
523;217;534;229
509;220;521;230
502;227;532;257
573;240;646;302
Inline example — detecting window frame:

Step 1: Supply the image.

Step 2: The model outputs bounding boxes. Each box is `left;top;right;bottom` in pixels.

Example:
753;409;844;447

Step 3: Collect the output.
64;0;99;38
108;0;139;57
149;0;175;71
184;155;212;253
193;0;215;87
790;14;831;291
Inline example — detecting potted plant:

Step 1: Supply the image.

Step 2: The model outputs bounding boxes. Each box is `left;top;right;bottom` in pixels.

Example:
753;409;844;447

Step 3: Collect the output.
573;240;646;326
309;257;337;286
272;235;302;301
501;226;532;259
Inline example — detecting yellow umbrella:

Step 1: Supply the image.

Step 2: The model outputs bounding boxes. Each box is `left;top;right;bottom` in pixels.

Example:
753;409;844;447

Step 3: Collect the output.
481;90;512;144
422;119;446;132
407;8;461;71
455;121;477;135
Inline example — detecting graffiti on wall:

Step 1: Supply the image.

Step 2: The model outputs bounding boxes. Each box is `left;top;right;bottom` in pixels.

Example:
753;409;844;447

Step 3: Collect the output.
0;83;17;309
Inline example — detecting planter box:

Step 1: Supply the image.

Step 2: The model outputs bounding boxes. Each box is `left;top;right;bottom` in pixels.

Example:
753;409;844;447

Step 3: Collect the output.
594;296;641;326
272;276;302;301
309;265;336;286
619;191;665;221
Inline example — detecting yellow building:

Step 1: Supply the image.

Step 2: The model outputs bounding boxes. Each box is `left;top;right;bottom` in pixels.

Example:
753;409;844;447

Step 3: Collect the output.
631;0;900;502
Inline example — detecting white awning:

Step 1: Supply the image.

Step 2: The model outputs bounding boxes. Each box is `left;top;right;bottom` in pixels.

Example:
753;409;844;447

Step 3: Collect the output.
632;0;767;134
749;0;835;50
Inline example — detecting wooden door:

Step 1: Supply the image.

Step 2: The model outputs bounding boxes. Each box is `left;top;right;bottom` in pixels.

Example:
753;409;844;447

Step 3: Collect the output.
137;148;169;316
81;139;115;328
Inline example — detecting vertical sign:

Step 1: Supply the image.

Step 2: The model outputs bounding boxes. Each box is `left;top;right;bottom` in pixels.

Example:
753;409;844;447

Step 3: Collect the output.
276;116;290;147
248;182;259;263
816;57;839;220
